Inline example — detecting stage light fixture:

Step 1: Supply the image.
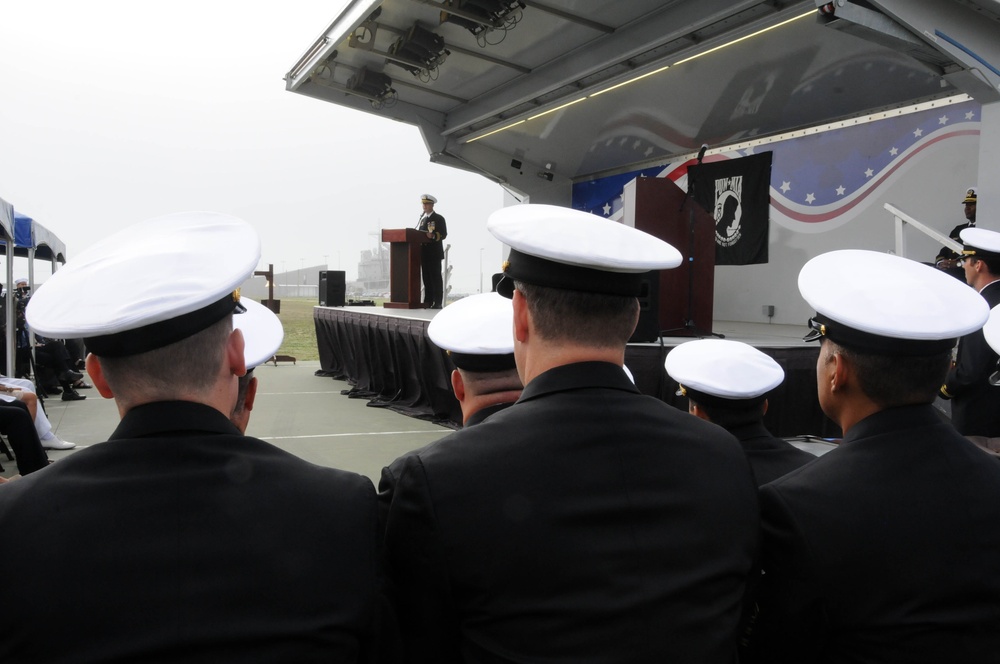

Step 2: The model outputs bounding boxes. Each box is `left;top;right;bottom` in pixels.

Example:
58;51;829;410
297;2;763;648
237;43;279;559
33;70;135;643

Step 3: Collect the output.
386;22;450;78
346;66;397;109
439;0;526;40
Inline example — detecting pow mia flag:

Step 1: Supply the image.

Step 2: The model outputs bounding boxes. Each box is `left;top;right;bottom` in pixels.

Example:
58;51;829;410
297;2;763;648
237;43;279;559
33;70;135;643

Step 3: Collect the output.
688;152;772;265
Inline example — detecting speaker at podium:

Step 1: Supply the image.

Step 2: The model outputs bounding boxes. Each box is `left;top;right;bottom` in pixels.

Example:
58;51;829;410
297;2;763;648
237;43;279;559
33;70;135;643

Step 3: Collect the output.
319;270;346;307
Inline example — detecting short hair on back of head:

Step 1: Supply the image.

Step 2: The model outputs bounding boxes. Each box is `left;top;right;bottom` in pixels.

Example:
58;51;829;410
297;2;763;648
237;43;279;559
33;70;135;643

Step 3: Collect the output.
514;281;638;347
694;399;766;429
977;256;1000;275
825;339;951;408
99;315;233;402
458;367;522;398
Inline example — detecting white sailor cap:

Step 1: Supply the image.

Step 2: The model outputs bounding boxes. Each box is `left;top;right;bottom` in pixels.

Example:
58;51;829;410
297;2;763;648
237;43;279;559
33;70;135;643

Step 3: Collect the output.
962;187;978;204
960;227;1000;260
235;298;284;369
665;339;783;408
487;204;682;298
427;292;515;371
799;249;988;355
26;211;261;357
421;194;437;204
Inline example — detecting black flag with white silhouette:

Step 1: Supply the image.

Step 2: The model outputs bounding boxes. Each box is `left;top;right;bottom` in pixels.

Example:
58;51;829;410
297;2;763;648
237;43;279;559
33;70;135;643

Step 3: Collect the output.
688;152;772;265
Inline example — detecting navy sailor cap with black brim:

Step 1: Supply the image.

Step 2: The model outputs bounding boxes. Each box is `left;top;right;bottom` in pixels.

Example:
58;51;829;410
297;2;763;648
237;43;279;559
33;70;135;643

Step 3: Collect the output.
798;249;988;356
449;351;516;372
665;339;783;408
26;211;261;358
803;313;959;356
495;248;653;298
678;386;769;410
960;227;1000;261
428;292;516;372
86;291;247;358
487;204;682;299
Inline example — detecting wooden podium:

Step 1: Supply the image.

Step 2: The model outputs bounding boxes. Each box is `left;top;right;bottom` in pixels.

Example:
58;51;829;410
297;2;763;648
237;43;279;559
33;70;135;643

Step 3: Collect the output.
623;176;716;337
382;228;431;309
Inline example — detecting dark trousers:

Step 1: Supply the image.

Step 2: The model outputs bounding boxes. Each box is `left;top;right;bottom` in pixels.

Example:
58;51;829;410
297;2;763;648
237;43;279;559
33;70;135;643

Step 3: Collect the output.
421;255;444;308
0;400;47;475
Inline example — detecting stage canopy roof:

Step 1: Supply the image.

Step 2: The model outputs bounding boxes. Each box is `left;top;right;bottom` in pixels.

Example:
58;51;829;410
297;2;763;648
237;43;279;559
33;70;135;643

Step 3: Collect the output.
286;0;1000;203
2;212;68;263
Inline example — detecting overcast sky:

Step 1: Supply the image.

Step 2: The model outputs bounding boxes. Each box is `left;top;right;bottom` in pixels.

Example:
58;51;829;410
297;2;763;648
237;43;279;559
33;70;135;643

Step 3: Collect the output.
0;1;507;294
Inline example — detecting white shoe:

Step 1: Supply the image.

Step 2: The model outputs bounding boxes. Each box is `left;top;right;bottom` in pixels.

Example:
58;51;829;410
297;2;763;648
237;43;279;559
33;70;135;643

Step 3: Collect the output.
41;435;76;450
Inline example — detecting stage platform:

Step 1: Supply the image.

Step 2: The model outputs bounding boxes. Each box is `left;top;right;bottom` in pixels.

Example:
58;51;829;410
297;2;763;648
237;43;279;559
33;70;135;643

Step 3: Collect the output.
314;305;840;438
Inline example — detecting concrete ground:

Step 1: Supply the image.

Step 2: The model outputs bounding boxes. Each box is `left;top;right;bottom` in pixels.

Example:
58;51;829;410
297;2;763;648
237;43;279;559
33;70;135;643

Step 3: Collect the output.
1;360;452;484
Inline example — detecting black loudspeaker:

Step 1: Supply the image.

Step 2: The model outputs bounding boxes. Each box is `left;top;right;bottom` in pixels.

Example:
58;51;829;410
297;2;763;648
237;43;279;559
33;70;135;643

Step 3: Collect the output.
319;270;346;307
630;271;660;343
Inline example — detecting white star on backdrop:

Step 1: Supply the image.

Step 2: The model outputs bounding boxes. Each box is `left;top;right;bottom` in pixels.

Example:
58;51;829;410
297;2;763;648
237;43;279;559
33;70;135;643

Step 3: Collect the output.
805;193;816;204
913;128;923;137
603;202;612;215
780;181;791;193
889;147;898;156
836;186;846;196
938;115;949;125
865;168;874;178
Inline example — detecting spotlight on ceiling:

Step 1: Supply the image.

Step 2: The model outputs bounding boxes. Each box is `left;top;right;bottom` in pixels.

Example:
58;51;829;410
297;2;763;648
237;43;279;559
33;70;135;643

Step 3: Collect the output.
440;0;526;40
386;22;450;78
346;66;397;109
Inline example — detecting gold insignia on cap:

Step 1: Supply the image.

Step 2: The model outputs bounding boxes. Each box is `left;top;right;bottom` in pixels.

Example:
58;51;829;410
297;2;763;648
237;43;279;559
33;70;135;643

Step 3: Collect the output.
502;260;510;272
677;385;688;397
233;288;241;303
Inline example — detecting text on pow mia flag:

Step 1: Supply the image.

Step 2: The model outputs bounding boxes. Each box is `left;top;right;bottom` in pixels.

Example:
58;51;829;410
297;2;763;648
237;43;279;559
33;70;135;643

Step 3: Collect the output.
688;152;772;265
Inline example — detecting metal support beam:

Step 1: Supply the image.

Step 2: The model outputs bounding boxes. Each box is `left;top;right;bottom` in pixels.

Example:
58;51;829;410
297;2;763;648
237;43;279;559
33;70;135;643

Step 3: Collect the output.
523;1;614;33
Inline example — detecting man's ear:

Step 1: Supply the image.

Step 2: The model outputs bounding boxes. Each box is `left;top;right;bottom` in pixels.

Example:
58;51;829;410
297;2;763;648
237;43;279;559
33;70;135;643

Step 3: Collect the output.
451;369;466;402
689;402;712;422
86;353;115;399
829;348;850;393
512;289;530;343
243;375;259;413
228;329;247;378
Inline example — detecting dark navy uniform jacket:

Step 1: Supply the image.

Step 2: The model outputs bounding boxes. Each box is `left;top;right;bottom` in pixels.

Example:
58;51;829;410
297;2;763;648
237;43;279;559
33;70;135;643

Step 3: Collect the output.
381;361;759;664
751;404;1000;663
946;280;1000;436
728;421;815;487
0;401;389;663
417;211;447;261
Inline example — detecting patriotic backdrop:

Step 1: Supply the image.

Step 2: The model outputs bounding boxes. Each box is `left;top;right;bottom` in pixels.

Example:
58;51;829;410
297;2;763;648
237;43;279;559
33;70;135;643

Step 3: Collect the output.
573;98;981;236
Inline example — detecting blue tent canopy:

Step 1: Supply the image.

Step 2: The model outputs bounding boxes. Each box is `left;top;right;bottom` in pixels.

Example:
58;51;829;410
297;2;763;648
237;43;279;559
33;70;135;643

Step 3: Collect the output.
0;205;67;376
7;212;67;262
